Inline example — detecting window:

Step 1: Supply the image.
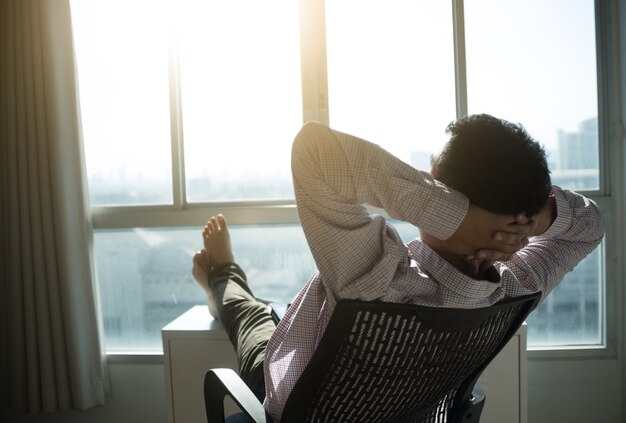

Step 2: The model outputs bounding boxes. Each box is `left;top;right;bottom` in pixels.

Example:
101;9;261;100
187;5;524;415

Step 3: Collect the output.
325;0;455;161
464;0;599;190
71;0;607;352
71;0;173;206
94;225;314;350
463;0;603;348
177;0;302;202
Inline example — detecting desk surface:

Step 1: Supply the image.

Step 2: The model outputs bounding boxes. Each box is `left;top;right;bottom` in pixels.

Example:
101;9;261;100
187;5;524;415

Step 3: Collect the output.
162;305;228;339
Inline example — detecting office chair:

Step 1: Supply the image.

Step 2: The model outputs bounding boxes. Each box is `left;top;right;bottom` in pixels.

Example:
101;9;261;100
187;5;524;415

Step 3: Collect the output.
204;293;540;422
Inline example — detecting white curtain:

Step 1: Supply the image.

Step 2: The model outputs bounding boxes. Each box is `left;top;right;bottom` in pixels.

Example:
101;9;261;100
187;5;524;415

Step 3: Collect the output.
0;0;107;413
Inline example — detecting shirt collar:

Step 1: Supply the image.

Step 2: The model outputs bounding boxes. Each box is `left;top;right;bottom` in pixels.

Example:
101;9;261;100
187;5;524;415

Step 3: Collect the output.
406;238;501;300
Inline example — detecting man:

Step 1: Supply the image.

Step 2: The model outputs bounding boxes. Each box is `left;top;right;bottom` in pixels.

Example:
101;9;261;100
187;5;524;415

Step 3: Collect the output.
192;114;604;422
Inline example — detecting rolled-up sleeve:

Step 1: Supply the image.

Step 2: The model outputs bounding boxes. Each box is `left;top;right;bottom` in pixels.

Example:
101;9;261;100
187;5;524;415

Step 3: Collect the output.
504;186;605;304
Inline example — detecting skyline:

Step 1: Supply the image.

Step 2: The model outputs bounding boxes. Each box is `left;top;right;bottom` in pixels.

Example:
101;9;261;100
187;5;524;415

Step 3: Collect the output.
86;115;600;206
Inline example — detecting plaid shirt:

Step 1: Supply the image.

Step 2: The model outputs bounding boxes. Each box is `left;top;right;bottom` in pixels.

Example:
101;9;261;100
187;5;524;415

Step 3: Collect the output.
263;122;605;421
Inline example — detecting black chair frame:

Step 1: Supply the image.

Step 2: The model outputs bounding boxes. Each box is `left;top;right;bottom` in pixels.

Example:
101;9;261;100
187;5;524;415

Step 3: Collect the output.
205;293;541;423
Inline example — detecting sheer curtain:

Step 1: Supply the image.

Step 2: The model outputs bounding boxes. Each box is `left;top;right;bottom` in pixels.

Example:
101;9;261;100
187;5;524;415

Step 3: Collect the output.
0;0;107;413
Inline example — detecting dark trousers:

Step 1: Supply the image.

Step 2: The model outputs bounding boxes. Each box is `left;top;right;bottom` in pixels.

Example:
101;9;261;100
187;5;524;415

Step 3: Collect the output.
209;263;276;402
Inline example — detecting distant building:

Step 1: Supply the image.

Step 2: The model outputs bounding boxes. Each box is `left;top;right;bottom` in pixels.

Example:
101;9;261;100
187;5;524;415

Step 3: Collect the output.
528;116;601;345
140;239;199;337
558;117;598;171
550;117;599;190
551;169;598;191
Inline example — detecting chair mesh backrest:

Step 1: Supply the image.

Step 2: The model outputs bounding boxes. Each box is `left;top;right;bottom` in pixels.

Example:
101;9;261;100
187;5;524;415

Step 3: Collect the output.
281;294;539;423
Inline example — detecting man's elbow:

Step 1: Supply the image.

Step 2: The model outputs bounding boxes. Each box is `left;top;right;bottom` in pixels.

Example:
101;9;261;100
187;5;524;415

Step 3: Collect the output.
293;122;325;148
291;121;328;164
583;199;606;251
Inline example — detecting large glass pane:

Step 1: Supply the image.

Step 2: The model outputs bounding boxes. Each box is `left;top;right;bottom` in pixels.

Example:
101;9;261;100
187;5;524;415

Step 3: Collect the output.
178;0;302;202
465;0;599;190
71;0;173;206
95;225;315;351
465;0;602;348
527;244;603;347
325;0;456;169
96;221;420;352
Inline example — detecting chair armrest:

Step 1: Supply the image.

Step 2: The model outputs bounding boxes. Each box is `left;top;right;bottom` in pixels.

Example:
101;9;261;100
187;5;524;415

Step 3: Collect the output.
204;368;268;423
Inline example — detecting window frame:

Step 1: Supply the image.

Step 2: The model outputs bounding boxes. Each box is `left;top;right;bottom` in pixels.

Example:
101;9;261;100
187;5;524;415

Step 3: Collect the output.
523;0;621;359
88;0;618;357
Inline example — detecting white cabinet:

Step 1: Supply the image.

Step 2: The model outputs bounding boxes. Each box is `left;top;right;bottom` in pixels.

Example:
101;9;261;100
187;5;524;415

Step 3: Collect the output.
162;305;527;423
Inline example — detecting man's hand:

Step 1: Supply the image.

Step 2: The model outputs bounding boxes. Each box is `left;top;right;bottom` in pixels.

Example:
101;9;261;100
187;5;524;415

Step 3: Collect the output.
443;195;557;276
445;205;536;262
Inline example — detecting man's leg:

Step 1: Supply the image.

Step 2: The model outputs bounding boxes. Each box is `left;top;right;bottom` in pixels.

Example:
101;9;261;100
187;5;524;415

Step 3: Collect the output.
192;214;275;401
210;262;275;401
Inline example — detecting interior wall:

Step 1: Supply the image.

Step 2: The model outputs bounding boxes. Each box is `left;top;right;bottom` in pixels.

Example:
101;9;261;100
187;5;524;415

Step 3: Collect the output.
528;358;622;422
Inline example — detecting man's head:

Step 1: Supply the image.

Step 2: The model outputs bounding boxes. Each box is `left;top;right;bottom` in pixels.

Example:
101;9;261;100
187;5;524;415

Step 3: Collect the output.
431;114;551;217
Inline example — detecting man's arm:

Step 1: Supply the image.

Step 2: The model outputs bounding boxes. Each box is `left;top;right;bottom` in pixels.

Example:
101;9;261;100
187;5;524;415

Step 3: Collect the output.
504;187;604;303
528;193;558;237
291;122;531;299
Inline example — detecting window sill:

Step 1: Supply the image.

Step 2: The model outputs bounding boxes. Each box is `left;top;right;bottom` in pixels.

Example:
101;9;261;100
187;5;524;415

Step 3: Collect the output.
106;352;164;365
528;344;615;360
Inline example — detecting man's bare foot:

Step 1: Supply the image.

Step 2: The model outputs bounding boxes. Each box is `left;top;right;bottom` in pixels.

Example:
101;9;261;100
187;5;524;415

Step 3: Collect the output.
192;249;210;291
192;249;219;320
191;214;234;320
203;214;235;267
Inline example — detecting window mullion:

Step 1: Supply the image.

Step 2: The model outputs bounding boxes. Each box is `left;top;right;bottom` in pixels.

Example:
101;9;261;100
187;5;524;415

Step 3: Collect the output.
168;15;186;209
299;0;329;125
594;0;620;197
593;0;622;363
452;0;468;119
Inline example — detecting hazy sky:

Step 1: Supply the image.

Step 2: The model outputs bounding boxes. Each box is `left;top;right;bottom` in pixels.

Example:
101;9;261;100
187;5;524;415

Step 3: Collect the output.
71;0;597;188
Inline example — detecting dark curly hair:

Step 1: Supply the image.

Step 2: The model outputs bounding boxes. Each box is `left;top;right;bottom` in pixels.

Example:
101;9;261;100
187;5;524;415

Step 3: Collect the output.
431;114;551;216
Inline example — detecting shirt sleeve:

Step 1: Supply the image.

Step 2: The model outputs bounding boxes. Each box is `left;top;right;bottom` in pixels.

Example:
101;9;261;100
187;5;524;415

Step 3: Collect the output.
503;186;605;304
291;121;469;300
